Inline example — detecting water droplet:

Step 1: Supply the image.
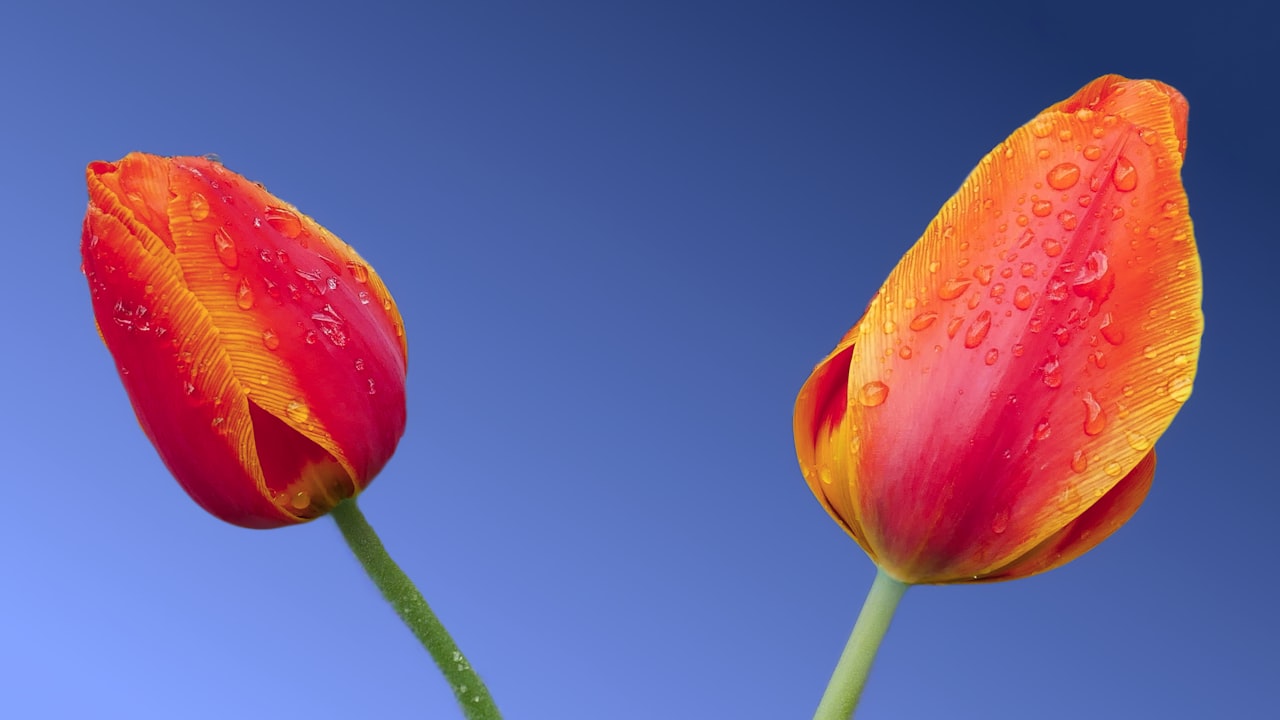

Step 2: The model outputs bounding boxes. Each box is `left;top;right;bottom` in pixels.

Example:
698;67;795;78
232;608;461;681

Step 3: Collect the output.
857;381;889;407
1112;156;1138;191
290;491;311;510
189;192;210;221
898;346;913;359
1143;345;1158;359
1045;279;1068;303
1022;418;1049;444
1081;392;1107;436
1031;199;1053;217
1126;430;1151;452
882;319;897;334
1070;450;1088;473
984;348;999;365
1030;118;1054;138
367;378;377;395
1047;162;1081;190
286;400;310;424
1042;357;1062;388
1057;210;1078;231
235;277;254;310
304;330;318;345
964;311;992;349
1019;262;1037;278
1013;285;1034;310
909;311;938;331
938;277;971;300
346;261;369;283
973;265;994;286
1099;312;1124;345
1166;376;1192;402
1041;237;1063;257
946;316;964;339
358;290;371;305
1082;145;1102;161
213;227;238;268
991;509;1009;534
927;260;940;273
265;206;303;238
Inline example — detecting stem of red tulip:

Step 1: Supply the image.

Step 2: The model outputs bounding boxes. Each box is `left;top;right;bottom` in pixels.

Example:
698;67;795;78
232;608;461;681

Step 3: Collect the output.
331;498;501;720
813;567;909;720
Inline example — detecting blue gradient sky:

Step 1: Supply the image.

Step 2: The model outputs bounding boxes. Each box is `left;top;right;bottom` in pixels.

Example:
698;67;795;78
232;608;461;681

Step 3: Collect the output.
3;2;1276;718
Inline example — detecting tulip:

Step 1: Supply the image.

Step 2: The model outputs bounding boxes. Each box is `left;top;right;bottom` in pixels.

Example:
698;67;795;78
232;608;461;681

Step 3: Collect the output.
793;75;1201;716
82;153;408;528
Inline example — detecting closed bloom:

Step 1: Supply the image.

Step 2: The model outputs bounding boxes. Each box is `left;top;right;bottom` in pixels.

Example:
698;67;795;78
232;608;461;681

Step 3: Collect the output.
794;76;1201;584
82;153;407;528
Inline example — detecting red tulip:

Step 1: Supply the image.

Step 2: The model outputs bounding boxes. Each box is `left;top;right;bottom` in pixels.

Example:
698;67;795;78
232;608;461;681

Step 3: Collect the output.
794;76;1201;584
82;153;408;528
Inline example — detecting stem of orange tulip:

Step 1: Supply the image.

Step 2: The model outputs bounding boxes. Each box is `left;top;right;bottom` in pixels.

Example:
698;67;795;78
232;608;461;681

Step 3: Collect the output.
331;498;501;720
813;567;909;720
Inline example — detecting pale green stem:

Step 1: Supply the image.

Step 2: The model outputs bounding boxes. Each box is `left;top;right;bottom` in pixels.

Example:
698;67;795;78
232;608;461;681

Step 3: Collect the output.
813;567;909;720
331;498;501;720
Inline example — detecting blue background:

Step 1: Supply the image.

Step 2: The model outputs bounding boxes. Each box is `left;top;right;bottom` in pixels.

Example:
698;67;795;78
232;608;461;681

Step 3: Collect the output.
3;2;1275;718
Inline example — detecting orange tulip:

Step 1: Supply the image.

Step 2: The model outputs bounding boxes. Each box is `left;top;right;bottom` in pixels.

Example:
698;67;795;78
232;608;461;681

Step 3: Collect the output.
82;153;408;529
794;75;1201;584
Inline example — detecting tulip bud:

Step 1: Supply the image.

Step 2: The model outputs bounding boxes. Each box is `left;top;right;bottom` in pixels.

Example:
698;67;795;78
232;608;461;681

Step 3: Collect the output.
82;153;407;528
794;76;1202;583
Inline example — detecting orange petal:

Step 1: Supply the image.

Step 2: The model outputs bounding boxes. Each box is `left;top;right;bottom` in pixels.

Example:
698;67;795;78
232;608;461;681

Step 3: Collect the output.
981;451;1156;582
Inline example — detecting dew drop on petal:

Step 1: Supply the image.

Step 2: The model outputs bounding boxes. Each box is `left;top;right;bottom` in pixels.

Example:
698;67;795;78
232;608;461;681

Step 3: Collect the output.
235;277;254;310
213;227;238;268
1047;162;1081;190
1034;419;1052;441
1099;312;1125;345
1167;375;1193;403
1013;285;1034;310
1083;145;1102;161
346;261;369;283
1127;430;1151;452
946;317;964;339
262;329;281;350
290;491;311;510
1042;356;1062;388
265;206;303;238
1082;392;1107;436
1070;449;1088;473
938;278;972;300
1041;237;1063;257
964;311;992;349
909;311;938;331
286;400;310;424
189;192;210;221
1031;199;1053;217
857;381;889;407
984;348;999;366
1112;156;1138;191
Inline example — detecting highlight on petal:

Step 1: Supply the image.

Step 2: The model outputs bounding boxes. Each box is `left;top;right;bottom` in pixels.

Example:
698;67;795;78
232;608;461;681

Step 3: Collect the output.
82;153;408;528
794;76;1201;583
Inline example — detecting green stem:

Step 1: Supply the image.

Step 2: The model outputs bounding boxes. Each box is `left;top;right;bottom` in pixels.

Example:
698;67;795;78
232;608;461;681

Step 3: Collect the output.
813;567;909;720
331;498;501;720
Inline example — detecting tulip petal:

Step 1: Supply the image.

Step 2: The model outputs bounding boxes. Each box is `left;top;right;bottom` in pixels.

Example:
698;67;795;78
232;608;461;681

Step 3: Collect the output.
982;450;1155;582
796;76;1201;583
84;190;295;527
163;157;407;497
